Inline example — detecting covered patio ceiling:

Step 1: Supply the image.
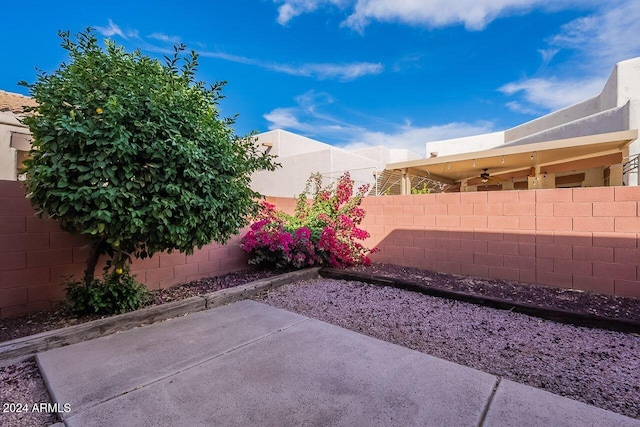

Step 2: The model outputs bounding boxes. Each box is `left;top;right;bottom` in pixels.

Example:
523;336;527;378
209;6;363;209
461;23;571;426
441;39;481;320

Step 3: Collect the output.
386;130;638;184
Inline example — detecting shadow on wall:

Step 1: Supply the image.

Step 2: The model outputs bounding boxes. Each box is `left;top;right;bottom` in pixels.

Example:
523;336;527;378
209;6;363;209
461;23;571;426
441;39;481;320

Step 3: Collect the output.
360;189;640;299
371;229;638;297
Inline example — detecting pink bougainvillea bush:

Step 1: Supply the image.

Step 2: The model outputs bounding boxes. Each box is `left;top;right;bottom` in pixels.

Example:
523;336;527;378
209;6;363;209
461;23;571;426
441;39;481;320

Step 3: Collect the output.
240;172;377;269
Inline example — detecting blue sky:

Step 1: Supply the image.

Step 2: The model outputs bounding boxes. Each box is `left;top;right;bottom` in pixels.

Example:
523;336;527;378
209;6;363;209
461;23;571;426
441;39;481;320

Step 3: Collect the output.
3;1;640;156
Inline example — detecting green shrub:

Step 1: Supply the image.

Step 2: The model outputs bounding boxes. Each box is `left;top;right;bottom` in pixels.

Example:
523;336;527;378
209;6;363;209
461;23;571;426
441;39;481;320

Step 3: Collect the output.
411;183;431;194
65;267;150;315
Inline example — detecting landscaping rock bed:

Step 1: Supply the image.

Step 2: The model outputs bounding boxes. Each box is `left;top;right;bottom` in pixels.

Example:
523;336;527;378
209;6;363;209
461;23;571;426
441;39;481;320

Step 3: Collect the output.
322;267;640;333
346;263;640;323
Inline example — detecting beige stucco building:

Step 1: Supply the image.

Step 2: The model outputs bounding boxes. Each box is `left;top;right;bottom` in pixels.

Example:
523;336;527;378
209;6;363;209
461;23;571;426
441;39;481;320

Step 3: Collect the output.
386;57;640;193
0;91;36;181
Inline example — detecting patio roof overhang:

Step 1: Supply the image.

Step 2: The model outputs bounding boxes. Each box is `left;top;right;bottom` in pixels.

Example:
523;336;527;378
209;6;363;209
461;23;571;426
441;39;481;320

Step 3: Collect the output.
385;130;638;185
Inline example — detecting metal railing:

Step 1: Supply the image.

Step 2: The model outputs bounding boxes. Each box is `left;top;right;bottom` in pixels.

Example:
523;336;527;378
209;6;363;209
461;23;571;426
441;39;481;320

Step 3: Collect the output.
622;154;639;176
319;167;378;193
369;169;454;196
311;167;455;197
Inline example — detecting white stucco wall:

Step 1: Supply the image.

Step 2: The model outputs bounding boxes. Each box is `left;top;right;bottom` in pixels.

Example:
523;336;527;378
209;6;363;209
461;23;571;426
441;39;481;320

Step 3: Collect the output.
254;129;333;157
350;146;421;171
504;104;630;147
250;148;378;198
250;130;379;197
251;150;333;198
325;149;377;190
505;97;603;143
601;57;640;111
505;57;640;144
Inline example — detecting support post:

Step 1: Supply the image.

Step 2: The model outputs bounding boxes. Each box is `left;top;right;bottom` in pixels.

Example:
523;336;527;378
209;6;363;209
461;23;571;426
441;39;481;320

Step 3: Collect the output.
401;168;411;195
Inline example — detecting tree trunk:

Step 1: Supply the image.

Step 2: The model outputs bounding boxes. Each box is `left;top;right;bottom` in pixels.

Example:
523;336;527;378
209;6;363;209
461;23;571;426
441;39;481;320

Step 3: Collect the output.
84;239;105;286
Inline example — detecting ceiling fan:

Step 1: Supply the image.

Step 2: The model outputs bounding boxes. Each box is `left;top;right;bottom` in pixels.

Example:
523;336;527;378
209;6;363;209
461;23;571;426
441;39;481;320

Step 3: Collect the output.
467;169;504;186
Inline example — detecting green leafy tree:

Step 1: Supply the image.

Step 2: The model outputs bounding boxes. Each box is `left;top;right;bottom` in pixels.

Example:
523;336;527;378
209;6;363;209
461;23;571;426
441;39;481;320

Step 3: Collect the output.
21;29;277;286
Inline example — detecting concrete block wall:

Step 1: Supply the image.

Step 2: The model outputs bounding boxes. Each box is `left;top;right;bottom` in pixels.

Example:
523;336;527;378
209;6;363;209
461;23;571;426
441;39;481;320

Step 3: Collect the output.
360;187;640;298
0;181;250;318
2;181;639;319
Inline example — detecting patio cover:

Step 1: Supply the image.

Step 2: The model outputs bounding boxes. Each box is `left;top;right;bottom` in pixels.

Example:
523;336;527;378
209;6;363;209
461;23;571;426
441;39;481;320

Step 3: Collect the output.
385;130;638;193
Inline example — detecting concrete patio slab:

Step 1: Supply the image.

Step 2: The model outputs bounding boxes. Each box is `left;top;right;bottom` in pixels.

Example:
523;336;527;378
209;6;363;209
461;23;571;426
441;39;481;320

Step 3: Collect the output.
36;300;640;427
483;379;640;427
36;300;308;417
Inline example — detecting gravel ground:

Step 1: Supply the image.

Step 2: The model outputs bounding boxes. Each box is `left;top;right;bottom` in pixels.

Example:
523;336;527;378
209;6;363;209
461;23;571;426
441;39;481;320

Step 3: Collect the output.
0;359;57;427
346;263;640;322
257;278;640;420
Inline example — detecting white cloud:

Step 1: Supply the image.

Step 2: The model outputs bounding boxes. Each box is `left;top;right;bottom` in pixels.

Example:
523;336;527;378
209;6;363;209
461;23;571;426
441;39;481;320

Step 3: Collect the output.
148;33;181;44
538;48;559;65
264;91;353;134
274;0;589;31
294;90;335;112
500;0;640;113
392;53;424;72
500;77;604;111
94;19;141;40
94;20;171;54
345;0;548;31
264;91;494;156
277;4;298;25
94;20;381;82
264;108;305;129
548;0;640;68
275;0;349;25
201;50;383;81
271;62;383;80
200;51;256;65
95;19;129;38
505;101;540;115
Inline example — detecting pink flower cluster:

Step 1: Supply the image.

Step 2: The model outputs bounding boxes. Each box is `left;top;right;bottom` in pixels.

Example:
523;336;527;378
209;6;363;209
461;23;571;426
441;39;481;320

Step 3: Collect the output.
240;204;318;269
316;226;373;268
241;173;377;269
